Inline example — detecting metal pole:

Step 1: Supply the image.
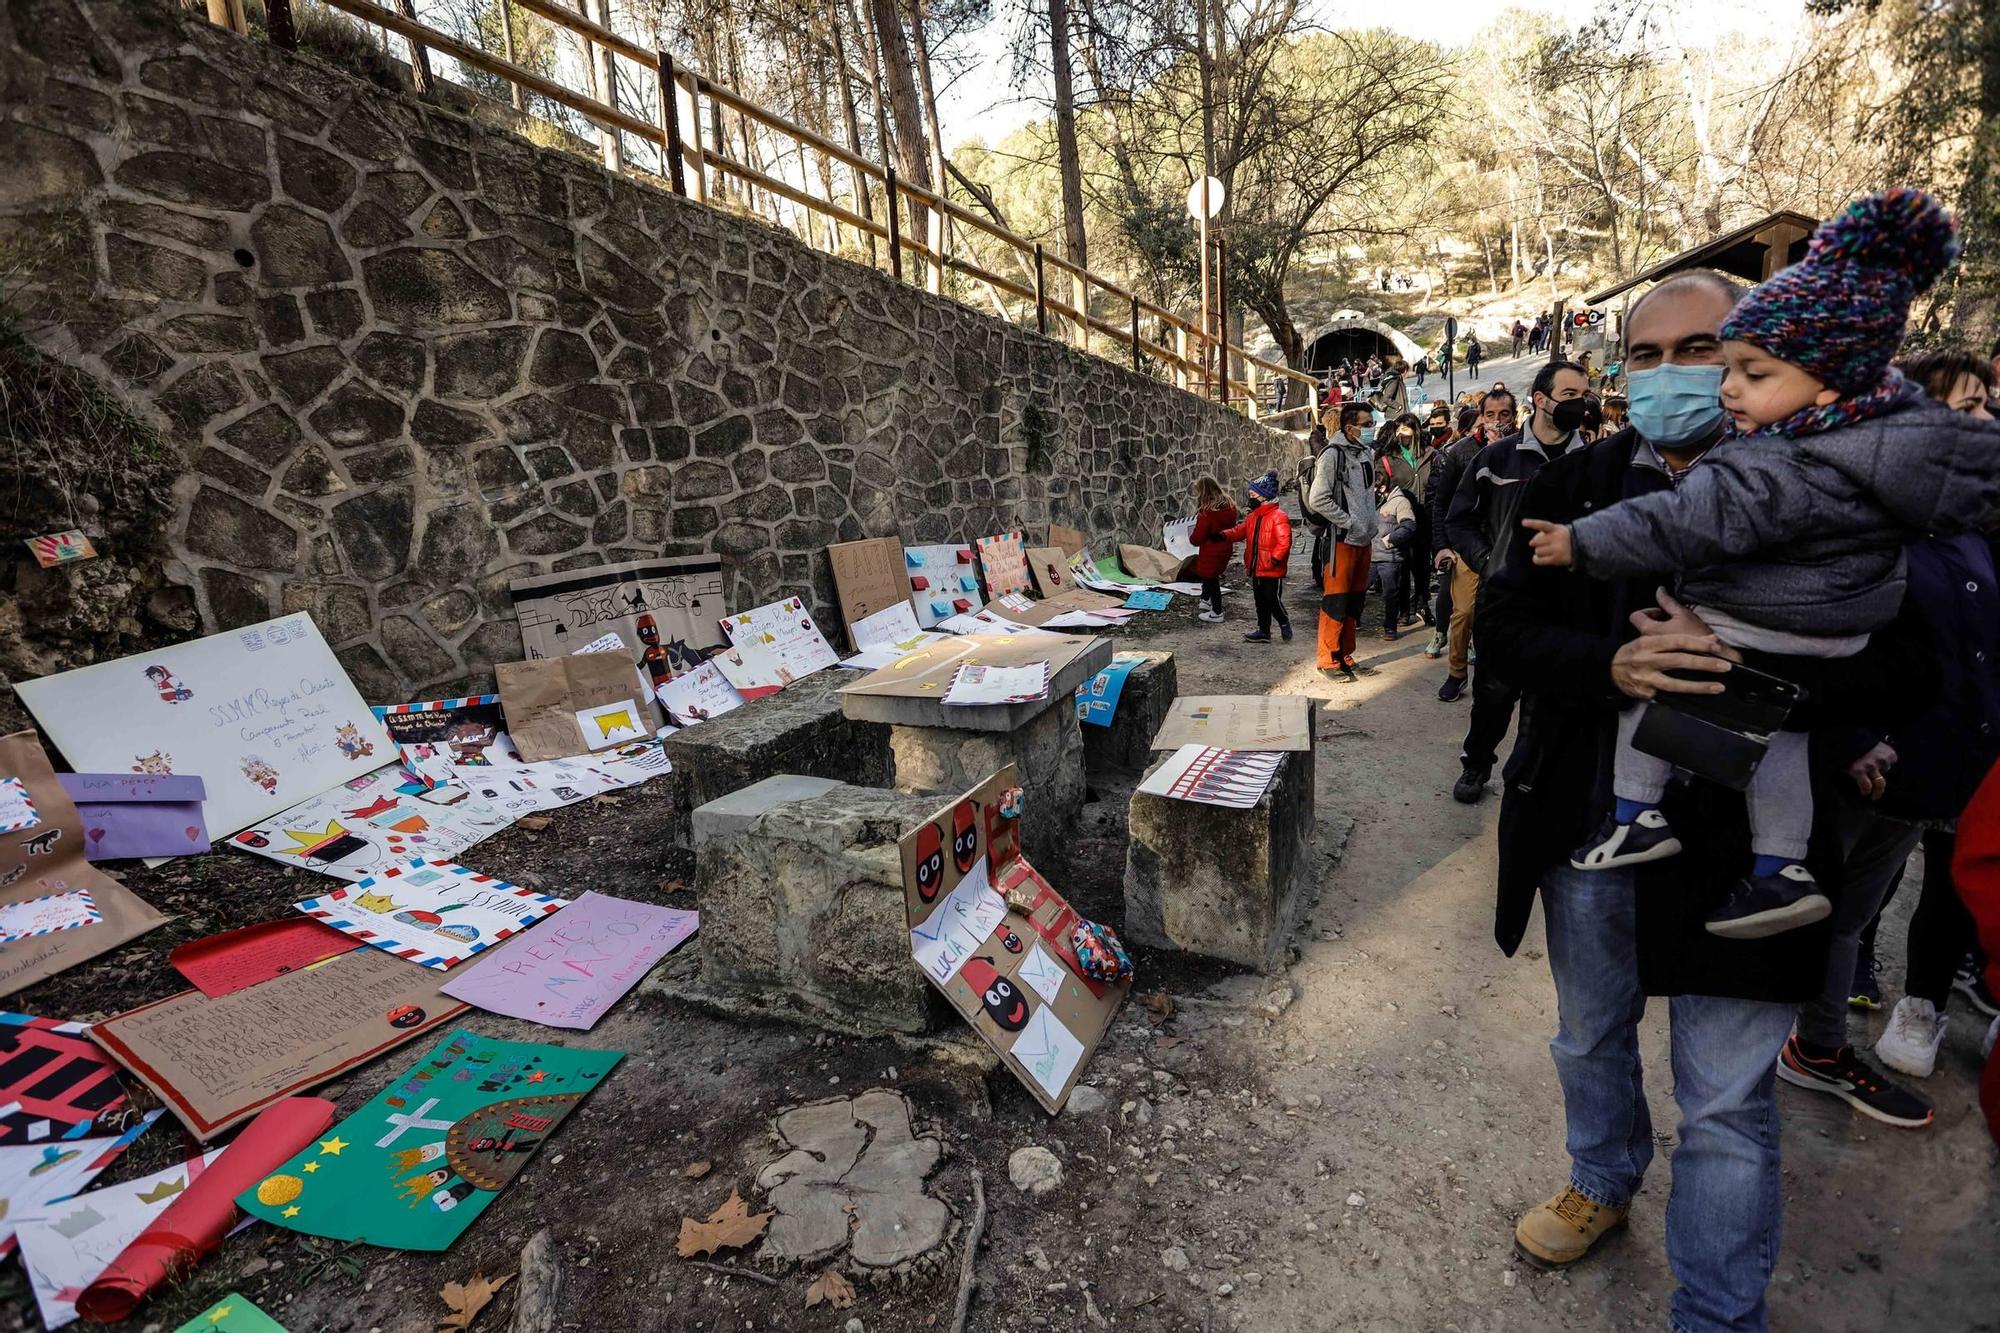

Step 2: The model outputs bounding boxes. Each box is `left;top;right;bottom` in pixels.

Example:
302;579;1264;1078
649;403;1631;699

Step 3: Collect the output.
658;52;686;197
1033;244;1046;336
266;0;296;48
885;166;903;282
1130;295;1141;372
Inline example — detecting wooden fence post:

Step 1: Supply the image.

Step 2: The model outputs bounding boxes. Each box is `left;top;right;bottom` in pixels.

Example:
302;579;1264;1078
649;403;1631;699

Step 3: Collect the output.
885;166;903;281
657;52;685;197
1130;295;1141;372
1033;244;1046;336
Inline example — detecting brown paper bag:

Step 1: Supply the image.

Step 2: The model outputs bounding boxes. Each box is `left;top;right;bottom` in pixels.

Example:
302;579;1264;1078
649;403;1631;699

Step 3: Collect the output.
0;731;168;997
1118;545;1184;582
495;653;651;762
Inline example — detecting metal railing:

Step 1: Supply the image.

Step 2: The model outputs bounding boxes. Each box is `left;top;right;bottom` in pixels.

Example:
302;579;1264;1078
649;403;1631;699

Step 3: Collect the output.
251;0;1319;425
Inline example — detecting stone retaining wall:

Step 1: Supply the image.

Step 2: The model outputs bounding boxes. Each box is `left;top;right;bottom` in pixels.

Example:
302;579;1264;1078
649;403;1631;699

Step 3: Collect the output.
0;0;1293;699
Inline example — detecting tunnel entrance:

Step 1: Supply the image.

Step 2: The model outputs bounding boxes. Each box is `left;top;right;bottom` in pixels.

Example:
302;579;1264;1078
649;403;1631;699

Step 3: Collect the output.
1305;325;1398;373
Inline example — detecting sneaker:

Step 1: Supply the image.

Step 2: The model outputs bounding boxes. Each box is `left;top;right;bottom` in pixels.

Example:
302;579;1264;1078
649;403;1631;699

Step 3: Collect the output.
1244;630;1271;642
1848;954;1884;1011
1319;665;1358;685
1280;622;1294;642
1876;996;1948;1079
1513;1186;1628;1269
1953;957;1999;1018
1380;628;1402;642
1703;865;1832;940
1424;630;1446;660
1452;763;1490;805
1198;610;1224;624
1401;612;1425;628
1437;675;1466;703
1776;1035;1933;1128
1569;810;1682;871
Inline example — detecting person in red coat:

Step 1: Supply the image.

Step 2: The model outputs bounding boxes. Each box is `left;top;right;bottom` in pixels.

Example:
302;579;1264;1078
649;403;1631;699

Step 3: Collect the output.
1222;470;1293;642
1951;759;2000;1147
1188;476;1240;624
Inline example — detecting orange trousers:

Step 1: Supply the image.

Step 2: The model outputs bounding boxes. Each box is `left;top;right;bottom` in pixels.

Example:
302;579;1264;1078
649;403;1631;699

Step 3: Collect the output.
1316;542;1372;669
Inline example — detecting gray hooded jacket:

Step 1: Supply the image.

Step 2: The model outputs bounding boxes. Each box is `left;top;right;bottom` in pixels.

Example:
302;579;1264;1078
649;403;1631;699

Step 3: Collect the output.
1568;383;2000;635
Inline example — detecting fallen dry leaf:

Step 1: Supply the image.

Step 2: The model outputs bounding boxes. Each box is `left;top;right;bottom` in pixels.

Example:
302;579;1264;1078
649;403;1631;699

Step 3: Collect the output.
515;815;551;831
437;1269;514;1331
1138;992;1174;1017
677;1188;772;1258
805;1267;856;1310
659;877;688;893
683;1159;712;1179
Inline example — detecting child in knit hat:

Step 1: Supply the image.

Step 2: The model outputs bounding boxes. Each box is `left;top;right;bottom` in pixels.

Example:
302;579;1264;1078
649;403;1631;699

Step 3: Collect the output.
1522;189;2000;940
1223;470;1294;642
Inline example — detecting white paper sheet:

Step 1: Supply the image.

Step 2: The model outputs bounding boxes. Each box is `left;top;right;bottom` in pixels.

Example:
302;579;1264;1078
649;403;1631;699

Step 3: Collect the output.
1017;941;1067;1005
1013;1004;1086;1101
943;662;1052;707
909;859;1007;985
1138;745;1284;808
447;756;622;816
229;765;512;882
849;600;923;649
655;659;748;726
1162;517;1198;560
0;891;99;943
571;631;627;654
715;597;840;698
14;614;394;838
0;1112;160;1259
839;631;951;672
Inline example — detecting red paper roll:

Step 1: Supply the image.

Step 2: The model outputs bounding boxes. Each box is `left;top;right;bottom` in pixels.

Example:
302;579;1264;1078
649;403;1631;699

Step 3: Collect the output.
76;1096;334;1323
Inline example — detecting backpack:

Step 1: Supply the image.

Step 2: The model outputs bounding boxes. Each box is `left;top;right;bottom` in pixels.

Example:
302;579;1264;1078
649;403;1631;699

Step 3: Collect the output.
1305;444;1379;547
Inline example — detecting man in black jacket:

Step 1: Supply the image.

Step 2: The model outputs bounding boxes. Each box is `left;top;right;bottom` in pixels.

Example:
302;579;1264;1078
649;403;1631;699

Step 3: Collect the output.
1444;361;1589;802
1477;272;1934;1330
1428;393;1515;698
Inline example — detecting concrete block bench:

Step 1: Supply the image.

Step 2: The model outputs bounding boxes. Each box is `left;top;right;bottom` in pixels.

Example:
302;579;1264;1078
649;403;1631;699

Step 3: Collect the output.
662;670;891;848
1079;650;1178;775
1122;739;1316;972
690;775;945;1036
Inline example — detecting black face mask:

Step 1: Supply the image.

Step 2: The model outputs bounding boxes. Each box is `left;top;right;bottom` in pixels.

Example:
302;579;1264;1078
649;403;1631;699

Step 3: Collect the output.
1549;397;1591;433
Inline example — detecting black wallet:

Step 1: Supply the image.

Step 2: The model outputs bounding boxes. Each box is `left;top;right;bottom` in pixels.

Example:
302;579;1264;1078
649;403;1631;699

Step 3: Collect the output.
1630;659;1804;791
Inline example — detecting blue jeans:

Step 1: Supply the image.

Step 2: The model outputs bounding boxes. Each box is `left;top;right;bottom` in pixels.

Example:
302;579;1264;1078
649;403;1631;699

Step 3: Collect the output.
1542;863;1797;1333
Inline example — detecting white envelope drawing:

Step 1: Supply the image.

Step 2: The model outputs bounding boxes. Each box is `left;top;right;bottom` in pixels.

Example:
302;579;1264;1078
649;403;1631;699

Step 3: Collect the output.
1018;942;1067;1005
1011;1005;1084;1099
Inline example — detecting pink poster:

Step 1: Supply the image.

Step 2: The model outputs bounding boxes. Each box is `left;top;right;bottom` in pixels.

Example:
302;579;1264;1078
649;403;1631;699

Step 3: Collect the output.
437;891;698;1030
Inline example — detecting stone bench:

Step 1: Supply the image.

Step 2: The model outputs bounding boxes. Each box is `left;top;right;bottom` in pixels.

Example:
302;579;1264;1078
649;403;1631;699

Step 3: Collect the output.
661;670;891;847
690;775;946;1036
1122;738;1316;972
1079;650;1178;775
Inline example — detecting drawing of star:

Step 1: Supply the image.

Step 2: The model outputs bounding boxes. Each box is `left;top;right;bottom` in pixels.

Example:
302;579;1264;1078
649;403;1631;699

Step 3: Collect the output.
318;1136;348;1156
281;820;347;856
207;1306;233;1324
302;1161;320;1173
281;1205;300;1218
525;1071;547;1084
342;795;399;819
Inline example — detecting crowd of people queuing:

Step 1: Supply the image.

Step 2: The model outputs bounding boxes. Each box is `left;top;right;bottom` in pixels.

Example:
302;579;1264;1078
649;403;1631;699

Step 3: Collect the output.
1189;188;2000;1333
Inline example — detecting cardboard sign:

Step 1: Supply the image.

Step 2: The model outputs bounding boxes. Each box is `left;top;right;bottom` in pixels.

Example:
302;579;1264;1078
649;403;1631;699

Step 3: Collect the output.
827;537;910;651
496;653;648;762
984;587;1126;629
295;860;565;971
508;557;726;683
0;732;167;999
440;892;698;1030
230;765;512;882
901;767;1126;1112
1150;695;1315;752
1025;547;1072;597
1048;524;1088;557
14;615;393;839
369;696;510;790
905;544;984;628
237;1030;622;1251
976;532;1032;600
1118;545;1184;582
713;597;840;699
838;634;1100;704
90;947;468;1140
1123;590;1173;612
54;773;209;861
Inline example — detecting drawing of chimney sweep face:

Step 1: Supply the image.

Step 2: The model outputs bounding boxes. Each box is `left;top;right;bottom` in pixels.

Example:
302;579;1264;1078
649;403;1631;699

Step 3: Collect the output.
961;955;1031;1031
951;799;980;873
914;823;945;902
996;923;1024;954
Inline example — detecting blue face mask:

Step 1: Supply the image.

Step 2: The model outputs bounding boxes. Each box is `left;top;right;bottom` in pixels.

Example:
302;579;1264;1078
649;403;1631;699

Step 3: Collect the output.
1625;363;1726;446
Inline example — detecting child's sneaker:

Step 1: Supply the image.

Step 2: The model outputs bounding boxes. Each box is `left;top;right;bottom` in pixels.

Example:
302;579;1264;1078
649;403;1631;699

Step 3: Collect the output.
1704;864;1831;939
1848;953;1884;1011
1570;810;1681;870
1244;629;1271;642
1875;996;1947;1079
1280;623;1294;642
1198;610;1224;624
1952;956;1999;1017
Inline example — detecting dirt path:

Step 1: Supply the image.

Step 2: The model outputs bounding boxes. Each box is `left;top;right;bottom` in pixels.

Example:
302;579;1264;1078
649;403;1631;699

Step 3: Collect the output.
4;527;1993;1333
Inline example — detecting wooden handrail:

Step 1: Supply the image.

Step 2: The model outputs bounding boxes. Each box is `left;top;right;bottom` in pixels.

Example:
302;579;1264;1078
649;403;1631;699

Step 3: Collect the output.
296;0;1320;396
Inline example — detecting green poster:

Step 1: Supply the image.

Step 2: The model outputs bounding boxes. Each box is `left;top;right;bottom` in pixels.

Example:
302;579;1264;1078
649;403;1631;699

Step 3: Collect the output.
173;1292;287;1331
235;1030;621;1251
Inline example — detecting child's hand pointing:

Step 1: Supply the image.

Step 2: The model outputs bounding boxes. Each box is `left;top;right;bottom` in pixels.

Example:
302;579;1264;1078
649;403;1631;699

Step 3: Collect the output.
1522;519;1574;567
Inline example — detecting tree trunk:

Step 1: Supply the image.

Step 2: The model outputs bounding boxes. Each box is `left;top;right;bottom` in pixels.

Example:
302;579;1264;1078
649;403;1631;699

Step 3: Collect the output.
498;0;523;111
1048;0;1088;322
593;0;621;173
868;0;931;254
911;0;950;289
826;0;878;264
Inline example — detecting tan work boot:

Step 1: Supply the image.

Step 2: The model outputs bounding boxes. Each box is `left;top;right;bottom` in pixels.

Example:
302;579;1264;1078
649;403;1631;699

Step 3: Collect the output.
1513;1185;1628;1269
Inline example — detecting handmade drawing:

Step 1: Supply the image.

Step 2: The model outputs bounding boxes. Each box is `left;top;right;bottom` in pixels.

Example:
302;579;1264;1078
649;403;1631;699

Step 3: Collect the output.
56;773;209;861
170;1293;287;1332
904;544;985;628
237;1031;622;1250
0;891;99;943
574;699;646;748
655;659;747;726
15;615;393;839
961;956;1032;1031
0;1114;158;1258
141;666;192;704
509;558;726;668
0;1013;129;1143
370;696;511;790
714;597;840;699
1123;590;1174;612
231;766;512;883
440;892;698;1030
975;531;1032;599
1150;695;1314;752
0;779;36;835
1162;517;1198;560
169;919;360;998
827;536;912;650
1139;745;1284;808
19;828;60;857
25;531;96;569
1076;654;1145;728
494;653;653;763
296;860;566;971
